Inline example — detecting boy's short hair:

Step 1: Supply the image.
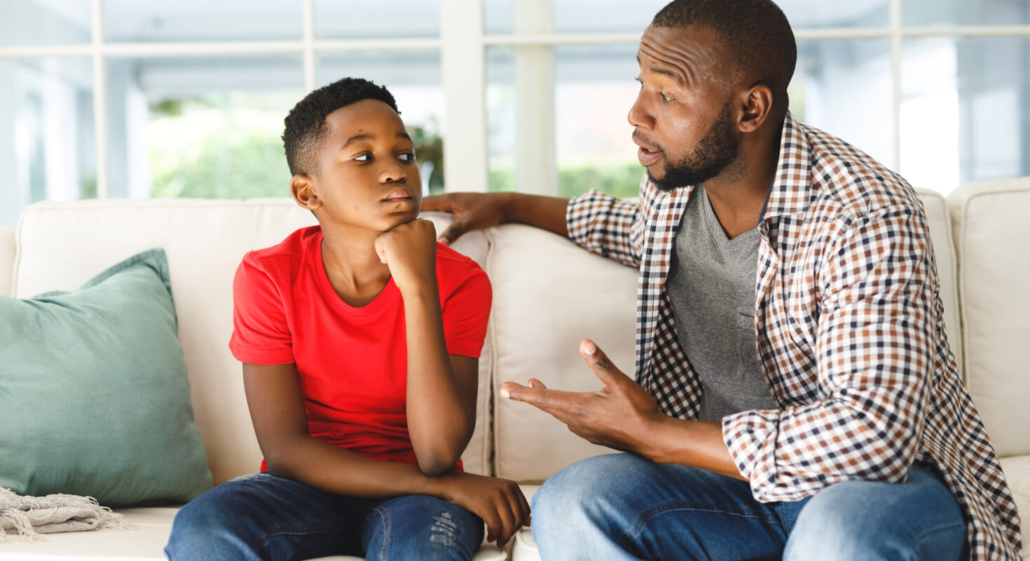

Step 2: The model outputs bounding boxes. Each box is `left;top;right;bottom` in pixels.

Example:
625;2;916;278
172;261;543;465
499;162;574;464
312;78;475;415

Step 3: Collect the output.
282;77;400;177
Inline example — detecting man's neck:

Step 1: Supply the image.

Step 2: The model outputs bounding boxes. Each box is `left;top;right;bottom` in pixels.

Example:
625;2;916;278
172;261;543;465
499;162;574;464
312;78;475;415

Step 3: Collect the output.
701;128;781;240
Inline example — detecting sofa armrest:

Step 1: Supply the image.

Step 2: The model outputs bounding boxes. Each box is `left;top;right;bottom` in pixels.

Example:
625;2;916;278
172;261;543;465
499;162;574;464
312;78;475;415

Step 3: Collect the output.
0;225;15;297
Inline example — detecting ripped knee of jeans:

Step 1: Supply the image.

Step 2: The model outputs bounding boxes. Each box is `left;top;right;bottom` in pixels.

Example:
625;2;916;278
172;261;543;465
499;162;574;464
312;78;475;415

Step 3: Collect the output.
429;511;459;548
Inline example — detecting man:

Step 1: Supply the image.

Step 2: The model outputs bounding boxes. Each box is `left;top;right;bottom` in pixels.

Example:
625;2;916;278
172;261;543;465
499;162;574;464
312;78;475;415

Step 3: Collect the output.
424;0;1022;559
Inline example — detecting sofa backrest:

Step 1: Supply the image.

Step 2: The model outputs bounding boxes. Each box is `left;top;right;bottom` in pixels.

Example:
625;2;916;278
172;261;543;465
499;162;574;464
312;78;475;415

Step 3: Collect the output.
12;200;493;484
948;179;1030;459
0;226;14;298
486;189;963;482
10;188;968;487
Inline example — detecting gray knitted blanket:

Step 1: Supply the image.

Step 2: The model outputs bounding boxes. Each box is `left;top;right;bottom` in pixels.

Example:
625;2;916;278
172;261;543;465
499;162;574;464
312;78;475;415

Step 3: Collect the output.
0;487;135;542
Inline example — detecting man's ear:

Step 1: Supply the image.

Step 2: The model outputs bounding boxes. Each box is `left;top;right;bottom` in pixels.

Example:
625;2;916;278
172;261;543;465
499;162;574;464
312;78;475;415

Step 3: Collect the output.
291;174;323;211
738;84;774;133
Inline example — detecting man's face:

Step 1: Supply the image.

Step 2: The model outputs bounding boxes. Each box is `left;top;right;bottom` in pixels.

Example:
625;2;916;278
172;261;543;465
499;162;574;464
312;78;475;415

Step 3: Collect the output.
630;25;740;192
308;99;422;232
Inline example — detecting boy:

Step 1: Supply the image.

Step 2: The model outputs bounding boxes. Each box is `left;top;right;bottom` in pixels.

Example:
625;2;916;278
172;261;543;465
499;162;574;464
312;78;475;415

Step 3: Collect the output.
166;78;529;561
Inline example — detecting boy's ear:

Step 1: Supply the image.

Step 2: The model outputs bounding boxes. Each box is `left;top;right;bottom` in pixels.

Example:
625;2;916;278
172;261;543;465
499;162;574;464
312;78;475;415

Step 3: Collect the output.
291;175;323;211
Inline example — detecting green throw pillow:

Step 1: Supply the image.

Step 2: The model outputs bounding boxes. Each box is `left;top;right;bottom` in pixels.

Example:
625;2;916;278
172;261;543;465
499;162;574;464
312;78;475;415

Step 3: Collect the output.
0;248;212;507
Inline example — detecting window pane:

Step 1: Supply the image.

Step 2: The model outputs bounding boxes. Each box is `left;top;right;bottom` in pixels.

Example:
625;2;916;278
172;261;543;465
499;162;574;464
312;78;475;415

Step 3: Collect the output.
106;56;303;200
0;58;95;227
486;45;642;199
791;39;896;170
1;0;91;47
904;0;1030;26
104;0;302;42
315;1;440;39
317;52;445;193
487;39;896;199
901;37;1030;194
484;0;888;35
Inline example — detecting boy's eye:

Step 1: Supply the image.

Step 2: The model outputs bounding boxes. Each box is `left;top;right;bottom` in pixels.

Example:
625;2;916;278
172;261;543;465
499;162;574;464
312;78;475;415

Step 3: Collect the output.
354;154;372;162
399;152;415;163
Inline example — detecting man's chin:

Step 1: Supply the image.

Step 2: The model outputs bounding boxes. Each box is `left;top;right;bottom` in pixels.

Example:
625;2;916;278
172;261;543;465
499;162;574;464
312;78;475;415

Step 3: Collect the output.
645;169;683;193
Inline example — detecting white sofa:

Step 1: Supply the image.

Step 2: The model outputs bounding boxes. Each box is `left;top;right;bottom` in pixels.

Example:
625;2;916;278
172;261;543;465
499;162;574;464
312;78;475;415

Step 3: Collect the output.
0;179;1026;560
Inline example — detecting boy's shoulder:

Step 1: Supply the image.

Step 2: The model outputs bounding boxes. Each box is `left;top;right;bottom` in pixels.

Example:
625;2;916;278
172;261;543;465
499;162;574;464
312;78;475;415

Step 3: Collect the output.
241;226;321;274
434;241;487;288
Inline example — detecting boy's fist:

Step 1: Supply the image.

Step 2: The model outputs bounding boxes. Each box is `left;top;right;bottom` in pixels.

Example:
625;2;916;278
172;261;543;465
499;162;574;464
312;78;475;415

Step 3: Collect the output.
374;218;438;294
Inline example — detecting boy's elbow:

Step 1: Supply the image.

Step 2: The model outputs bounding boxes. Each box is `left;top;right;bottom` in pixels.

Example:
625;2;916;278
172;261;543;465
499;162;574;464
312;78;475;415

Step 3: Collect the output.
415;448;462;477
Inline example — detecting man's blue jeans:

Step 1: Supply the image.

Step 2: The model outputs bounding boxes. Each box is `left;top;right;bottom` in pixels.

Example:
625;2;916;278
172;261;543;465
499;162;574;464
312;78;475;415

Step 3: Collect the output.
531;453;968;560
164;472;484;561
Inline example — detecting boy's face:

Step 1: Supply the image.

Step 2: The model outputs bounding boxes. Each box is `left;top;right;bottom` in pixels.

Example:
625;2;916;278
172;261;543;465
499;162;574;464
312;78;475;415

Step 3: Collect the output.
302;98;422;233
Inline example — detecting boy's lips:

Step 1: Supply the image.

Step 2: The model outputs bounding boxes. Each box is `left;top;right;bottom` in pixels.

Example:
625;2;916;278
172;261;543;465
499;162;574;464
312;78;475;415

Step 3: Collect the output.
381;187;414;202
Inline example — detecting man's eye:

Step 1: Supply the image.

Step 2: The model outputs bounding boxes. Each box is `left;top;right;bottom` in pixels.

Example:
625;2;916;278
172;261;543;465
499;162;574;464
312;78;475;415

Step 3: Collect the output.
634;77;643;89
660;92;674;102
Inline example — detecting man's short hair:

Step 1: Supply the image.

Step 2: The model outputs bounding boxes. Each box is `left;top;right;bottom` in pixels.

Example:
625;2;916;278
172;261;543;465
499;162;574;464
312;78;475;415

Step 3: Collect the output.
652;0;797;97
282;77;400;177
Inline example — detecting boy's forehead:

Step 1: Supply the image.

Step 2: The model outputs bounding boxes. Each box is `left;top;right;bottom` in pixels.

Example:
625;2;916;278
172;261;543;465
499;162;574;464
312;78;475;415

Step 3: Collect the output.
324;99;405;139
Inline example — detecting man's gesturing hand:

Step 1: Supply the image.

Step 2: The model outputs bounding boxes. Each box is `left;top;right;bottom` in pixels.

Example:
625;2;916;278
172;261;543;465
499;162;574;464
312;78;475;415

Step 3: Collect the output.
500;339;666;457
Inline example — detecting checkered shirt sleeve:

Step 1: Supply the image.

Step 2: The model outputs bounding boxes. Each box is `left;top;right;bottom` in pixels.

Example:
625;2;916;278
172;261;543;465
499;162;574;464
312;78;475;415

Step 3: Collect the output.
565;180;648;268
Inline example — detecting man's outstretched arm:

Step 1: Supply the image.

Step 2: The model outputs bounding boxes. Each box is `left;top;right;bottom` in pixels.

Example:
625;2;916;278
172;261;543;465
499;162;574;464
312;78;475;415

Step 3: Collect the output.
422;192;569;243
424;185;646;268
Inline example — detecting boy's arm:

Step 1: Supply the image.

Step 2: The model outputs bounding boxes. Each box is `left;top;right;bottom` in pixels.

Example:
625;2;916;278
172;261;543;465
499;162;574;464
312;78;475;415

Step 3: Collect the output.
243;361;529;546
374;218;480;475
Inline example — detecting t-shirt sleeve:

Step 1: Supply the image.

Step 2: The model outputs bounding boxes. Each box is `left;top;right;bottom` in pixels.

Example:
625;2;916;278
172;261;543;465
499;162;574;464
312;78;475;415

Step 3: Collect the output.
441;261;492;358
228;253;295;365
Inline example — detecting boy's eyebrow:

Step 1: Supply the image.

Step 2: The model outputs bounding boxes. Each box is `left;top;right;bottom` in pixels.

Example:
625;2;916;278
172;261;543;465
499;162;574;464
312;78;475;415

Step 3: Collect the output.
342;132;413;149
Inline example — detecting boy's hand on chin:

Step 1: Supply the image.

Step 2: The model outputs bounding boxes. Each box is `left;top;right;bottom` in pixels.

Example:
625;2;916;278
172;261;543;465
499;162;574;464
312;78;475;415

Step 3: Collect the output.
374;218;439;295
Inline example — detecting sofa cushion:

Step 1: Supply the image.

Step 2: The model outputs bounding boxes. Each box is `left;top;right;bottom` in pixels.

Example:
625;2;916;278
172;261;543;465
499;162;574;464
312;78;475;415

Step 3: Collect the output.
487;224;638;482
0;225;14;297
948;179;1030;458
12;200;493;482
0;249;212;506
0;506;508;560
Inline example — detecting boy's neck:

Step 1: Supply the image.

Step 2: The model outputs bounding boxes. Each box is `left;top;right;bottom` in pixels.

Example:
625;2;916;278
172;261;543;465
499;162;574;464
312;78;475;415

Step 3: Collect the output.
319;222;392;306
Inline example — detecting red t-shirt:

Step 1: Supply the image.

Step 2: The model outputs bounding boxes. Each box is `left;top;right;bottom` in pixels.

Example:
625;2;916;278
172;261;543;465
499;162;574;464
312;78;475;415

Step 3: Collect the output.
229;226;491;472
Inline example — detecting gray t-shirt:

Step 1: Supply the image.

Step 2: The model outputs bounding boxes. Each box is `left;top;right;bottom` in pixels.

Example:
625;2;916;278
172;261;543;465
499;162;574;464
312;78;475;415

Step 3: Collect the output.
665;186;777;422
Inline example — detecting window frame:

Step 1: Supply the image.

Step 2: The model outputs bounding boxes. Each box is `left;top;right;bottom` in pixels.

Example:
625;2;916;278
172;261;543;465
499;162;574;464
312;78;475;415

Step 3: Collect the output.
0;0;1028;200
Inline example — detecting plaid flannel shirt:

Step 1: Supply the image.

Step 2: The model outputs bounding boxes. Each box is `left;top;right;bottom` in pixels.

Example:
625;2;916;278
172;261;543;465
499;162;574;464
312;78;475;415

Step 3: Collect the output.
566;113;1022;560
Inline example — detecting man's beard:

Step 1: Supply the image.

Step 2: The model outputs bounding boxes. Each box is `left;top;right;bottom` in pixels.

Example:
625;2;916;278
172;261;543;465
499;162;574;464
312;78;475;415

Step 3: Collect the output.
646;101;739;192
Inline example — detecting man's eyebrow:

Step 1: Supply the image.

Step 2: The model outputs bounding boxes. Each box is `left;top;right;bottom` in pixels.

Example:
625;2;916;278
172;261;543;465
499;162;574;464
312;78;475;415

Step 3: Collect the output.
649;65;685;85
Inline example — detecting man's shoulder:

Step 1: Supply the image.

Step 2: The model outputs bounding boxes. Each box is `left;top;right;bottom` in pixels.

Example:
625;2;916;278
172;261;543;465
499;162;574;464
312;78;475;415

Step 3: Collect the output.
801;123;924;223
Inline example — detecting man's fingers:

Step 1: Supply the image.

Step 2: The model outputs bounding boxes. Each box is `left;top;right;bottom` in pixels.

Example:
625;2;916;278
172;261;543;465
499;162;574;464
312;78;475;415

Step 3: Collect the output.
579;338;630;388
421;195;456;213
438;220;469;246
527;378;548;390
500;383;579;414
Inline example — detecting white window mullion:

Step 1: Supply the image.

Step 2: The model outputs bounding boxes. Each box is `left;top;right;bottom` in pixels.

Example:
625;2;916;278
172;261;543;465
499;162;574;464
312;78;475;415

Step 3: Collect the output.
303;0;316;92
891;0;904;173
513;0;557;196
92;0;108;199
440;0;488;192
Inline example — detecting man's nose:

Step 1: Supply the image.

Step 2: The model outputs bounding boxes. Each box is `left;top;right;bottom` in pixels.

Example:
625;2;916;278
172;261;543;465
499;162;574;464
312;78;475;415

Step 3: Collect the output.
628;91;654;130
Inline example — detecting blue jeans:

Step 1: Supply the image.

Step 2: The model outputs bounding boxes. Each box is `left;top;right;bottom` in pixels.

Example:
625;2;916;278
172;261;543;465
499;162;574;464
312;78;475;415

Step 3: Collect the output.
531;453;968;561
164;472;484;561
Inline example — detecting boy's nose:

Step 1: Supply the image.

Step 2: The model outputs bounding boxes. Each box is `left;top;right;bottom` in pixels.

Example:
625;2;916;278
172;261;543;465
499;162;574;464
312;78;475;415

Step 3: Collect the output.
379;164;407;183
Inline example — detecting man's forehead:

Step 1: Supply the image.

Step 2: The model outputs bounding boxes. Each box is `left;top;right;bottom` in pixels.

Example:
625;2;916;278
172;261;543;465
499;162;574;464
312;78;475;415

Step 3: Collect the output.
637;24;723;81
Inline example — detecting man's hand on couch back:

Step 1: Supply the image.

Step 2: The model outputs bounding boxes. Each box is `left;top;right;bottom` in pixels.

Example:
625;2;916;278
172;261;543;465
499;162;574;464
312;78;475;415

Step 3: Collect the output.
423;192;570;245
